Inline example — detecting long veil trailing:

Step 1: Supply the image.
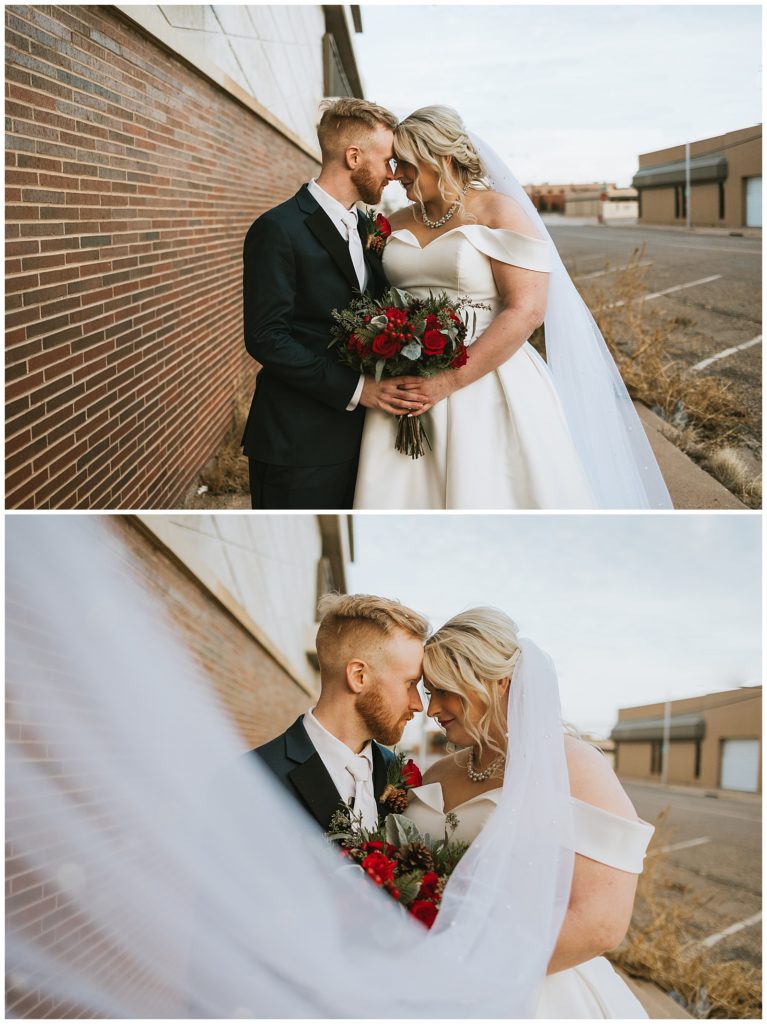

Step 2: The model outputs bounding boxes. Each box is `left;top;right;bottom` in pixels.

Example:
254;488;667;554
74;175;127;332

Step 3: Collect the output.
469;131;673;510
7;516;574;1018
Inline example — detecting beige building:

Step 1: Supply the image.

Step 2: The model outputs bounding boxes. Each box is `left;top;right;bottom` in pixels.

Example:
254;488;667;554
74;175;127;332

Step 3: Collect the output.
524;182;614;213
565;187;638;223
633;125;762;229
611;687;762;793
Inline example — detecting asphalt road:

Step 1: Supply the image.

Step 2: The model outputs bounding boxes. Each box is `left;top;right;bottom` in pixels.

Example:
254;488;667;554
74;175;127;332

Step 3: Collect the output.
624;781;762;968
548;221;762;459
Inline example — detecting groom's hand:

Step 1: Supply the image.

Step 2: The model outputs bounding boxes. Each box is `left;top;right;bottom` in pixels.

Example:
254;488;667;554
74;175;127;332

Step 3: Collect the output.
359;377;429;416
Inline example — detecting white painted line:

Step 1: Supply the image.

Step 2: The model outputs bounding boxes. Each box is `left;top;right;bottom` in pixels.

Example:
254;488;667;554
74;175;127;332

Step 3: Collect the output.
699;911;762;949
690;335;762;372
574;260;653;281
656;836;711;854
607;274;722;309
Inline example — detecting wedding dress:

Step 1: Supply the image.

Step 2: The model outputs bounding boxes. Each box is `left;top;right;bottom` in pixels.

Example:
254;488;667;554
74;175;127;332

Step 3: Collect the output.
353;224;598;510
406;782;654;1018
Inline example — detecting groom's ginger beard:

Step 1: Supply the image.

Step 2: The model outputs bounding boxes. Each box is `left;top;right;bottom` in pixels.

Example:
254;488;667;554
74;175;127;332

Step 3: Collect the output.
355;683;410;746
351;162;388;205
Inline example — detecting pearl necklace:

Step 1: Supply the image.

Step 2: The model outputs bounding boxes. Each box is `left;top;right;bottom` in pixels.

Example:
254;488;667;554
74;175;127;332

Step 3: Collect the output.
465;748;506;783
421;184;471;230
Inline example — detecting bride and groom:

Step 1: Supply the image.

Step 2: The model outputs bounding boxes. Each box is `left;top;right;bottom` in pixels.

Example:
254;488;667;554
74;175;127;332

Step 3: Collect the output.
242;97;672;511
253;593;655;1019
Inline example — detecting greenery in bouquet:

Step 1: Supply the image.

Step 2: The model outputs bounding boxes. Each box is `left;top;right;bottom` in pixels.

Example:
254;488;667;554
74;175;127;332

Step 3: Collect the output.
327;753;468;929
329;286;488;457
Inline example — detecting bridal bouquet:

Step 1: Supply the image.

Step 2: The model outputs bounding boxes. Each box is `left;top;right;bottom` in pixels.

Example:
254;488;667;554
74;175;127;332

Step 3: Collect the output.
329;287;486;458
327;753;468;929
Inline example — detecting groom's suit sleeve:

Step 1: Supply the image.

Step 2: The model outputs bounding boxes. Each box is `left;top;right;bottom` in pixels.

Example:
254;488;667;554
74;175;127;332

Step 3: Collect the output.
243;215;360;411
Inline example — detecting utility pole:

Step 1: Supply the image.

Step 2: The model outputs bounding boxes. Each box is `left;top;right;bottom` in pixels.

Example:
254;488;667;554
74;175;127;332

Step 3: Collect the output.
685;141;692;230
660;688;672;786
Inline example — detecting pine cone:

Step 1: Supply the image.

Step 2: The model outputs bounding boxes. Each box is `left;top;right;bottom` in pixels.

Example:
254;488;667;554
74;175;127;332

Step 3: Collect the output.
367;235;385;257
381;784;410;813
397;841;434;872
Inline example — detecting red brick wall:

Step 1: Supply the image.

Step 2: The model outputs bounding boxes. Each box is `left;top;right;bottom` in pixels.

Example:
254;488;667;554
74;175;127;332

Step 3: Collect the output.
6;5;320;508
6;516;313;1017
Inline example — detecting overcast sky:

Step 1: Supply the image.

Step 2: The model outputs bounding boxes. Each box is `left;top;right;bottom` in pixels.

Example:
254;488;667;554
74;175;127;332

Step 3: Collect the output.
354;3;762;186
347;514;761;737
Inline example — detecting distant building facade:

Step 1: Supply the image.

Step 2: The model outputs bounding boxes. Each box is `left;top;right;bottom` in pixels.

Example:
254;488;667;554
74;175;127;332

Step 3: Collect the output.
524;183;614;213
611;687;761;793
565;187;638;223
632;125;762;229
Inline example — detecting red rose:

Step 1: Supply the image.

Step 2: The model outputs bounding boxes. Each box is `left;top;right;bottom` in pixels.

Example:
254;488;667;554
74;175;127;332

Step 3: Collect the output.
362;840;397;855
416;871;440;901
372;334;400;358
361;851;396;885
424;314;442;331
409;900;438;928
448;310;462;325
375;213;392;238
451;344;469;368
402;759;423;788
422;329;446;355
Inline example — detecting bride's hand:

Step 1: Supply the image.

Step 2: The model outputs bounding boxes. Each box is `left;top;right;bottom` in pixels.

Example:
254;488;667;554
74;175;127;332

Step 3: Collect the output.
359;377;430;416
396;372;459;414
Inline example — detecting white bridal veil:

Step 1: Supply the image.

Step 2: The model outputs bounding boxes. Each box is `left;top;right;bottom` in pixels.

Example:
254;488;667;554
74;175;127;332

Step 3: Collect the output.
469;131;673;510
7;516;574;1018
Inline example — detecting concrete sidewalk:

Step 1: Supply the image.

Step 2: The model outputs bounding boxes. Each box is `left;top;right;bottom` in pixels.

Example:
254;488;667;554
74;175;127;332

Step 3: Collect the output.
636;403;746;509
621;776;761;804
618;969;694;1018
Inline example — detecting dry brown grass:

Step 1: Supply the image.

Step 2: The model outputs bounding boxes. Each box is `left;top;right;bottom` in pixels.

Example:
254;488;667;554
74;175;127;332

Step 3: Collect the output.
197;396;250;496
566;248;761;506
609;809;762;1018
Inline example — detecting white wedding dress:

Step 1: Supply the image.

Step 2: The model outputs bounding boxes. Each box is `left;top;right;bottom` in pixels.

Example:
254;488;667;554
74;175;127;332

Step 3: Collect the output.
353;225;598;510
405;782;654;1019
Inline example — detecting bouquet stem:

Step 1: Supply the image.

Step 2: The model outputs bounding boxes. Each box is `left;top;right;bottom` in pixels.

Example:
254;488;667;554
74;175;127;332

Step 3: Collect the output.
395;415;432;459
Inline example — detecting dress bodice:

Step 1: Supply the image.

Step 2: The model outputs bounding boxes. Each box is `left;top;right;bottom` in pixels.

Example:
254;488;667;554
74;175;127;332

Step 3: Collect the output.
382;225;553;341
405;783;654;873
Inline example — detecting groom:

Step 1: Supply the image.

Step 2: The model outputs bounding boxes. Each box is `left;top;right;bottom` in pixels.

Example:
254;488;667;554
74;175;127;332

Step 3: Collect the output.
242;98;427;509
251;593;428;831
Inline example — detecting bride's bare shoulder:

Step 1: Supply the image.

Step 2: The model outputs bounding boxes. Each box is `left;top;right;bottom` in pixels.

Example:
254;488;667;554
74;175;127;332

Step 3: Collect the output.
385;205;418;230
471;189;540;238
564;734;638;820
422;751;462;784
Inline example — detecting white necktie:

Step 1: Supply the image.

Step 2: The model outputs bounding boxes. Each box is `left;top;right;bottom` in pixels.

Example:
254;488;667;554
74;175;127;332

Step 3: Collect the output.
346;755;378;830
340;209;367;291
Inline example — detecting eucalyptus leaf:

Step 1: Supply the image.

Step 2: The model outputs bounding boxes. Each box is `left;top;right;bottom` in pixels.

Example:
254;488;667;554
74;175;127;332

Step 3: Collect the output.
370;314;388;328
401;341;422;360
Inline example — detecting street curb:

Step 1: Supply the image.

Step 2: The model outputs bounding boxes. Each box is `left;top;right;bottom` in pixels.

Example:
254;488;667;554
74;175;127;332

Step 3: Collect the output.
617;969;694;1019
622;778;761;803
635;403;747;509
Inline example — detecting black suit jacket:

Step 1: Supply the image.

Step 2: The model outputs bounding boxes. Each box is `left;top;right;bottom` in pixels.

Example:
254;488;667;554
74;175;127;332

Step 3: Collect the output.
241;185;389;466
251;715;396;832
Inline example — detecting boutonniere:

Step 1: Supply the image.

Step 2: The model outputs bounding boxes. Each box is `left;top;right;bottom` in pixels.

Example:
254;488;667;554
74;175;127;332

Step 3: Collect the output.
365;211;392;256
379;751;423;812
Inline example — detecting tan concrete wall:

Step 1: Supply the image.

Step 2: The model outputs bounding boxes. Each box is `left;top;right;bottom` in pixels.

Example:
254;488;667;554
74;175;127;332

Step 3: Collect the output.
667;741;697;784
640;187;677;224
617;741;654;780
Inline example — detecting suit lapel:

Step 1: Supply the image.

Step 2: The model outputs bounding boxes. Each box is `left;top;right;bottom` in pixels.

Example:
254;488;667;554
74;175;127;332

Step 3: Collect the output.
285;717;346;831
372;742;391;811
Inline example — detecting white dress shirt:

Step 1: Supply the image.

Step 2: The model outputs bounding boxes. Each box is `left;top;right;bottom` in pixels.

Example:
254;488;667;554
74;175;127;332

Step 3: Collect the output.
307;178;366;411
302;707;378;827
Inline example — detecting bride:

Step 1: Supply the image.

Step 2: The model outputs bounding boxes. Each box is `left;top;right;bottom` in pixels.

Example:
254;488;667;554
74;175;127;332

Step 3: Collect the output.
411;606;655;1018
354;106;672;510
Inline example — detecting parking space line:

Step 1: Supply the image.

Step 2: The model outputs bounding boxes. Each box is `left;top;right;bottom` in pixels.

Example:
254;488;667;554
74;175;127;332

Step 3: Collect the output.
699;911;762;949
656;836;711;854
574;261;653;281
607;274;722;309
690;335;762;372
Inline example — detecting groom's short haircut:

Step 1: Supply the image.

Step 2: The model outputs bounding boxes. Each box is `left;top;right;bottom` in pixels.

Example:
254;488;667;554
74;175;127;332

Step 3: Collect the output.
315;593;429;679
317;98;398;161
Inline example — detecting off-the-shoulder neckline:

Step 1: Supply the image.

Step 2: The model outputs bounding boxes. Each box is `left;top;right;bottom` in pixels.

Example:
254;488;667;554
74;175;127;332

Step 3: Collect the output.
388;225;549;252
410;781;653;829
